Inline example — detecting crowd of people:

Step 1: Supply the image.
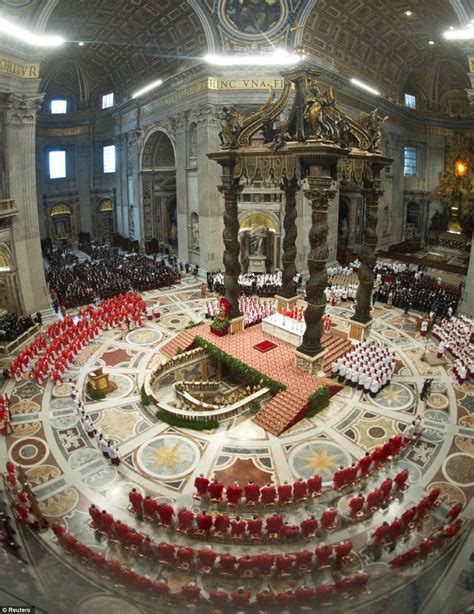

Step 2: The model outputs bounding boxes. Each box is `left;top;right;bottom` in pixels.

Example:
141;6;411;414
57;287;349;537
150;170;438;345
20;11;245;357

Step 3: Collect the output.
239;295;276;327
0;312;41;345
207;271;302;297
8;293;146;384
325;282;358;304
43;247;79;268
47;253;177;309
331;341;396;396
324;259;461;322
433;315;473;383
326;259;361;277
381;269;459;318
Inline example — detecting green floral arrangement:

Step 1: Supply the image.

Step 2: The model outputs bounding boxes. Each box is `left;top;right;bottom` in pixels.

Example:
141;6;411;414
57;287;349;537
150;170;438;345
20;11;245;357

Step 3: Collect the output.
210;316;230;331
185;321;203;329
249;399;261;413
156;410;219;431
306;386;329;418
140;383;150;406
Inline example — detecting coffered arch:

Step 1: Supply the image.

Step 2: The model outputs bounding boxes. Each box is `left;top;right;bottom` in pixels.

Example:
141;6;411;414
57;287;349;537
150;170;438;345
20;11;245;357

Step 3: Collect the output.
35;0;213;103
141;129;176;172
301;0;467;100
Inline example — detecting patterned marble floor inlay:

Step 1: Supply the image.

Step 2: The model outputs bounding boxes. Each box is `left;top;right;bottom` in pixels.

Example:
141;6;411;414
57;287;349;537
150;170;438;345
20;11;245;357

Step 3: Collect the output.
0;281;472;614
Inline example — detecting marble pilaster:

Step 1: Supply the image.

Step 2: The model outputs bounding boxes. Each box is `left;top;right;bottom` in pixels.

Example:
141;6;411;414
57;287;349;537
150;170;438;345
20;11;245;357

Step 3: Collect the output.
4;92;49;312
174;112;188;261
194;104;223;271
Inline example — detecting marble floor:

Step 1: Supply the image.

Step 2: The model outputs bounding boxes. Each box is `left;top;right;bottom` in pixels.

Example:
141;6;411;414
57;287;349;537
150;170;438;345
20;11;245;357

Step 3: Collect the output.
0;275;472;614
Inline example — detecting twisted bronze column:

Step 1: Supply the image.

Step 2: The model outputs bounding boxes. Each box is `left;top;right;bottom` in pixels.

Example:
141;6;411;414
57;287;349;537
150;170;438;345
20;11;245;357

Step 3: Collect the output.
218;166;243;319
280;175;300;298
298;183;335;357
352;181;383;324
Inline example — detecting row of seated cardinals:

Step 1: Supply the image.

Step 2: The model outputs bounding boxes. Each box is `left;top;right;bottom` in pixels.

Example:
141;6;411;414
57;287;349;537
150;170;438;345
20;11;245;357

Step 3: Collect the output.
126;471;409;541
191;435;409;506
121;487;462;548
89;492;462;569
53;523;371;607
53;501;465;607
70;512;355;573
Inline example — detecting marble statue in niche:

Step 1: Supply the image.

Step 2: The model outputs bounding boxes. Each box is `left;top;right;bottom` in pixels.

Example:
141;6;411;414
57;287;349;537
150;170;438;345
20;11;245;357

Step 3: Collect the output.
249;224;268;256
190;213;200;251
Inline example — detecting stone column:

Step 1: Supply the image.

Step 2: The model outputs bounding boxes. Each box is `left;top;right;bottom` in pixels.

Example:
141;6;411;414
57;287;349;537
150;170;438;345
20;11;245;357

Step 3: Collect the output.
298;177;334;359
116;134;129;236
217;158;243;320
278;175;299;304
4;93;49;312
351;180;383;332
174;112;188;261
195;104;224;272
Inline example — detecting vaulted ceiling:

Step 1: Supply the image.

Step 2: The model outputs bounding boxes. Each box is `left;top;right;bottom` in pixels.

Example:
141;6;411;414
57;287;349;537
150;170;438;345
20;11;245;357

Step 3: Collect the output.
301;0;469;99
3;0;210;106
1;0;471;112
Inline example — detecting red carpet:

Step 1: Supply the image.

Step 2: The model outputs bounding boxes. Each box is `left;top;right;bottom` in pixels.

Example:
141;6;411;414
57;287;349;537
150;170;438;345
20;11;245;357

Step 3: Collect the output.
254;340;277;353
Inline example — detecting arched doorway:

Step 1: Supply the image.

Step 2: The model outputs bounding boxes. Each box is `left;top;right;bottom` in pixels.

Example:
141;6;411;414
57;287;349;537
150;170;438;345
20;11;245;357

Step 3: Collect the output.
141;130;176;255
98;198;114;243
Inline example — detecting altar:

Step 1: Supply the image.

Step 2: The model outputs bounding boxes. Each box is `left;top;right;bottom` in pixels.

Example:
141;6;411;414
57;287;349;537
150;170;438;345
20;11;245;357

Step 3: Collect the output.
262;313;305;347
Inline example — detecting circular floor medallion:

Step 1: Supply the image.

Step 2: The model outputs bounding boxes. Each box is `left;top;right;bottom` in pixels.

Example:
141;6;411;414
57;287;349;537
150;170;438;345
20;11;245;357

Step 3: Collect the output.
443;453;474;487
126;328;163;346
9;437;49;467
289;440;351;483
426;393;449;410
137;435;200;479
369;382;414;411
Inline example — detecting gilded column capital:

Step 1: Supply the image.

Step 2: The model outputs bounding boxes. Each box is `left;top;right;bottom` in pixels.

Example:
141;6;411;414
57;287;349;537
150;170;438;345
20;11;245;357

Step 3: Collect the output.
303;188;336;211
360;186;384;205
217;179;243;199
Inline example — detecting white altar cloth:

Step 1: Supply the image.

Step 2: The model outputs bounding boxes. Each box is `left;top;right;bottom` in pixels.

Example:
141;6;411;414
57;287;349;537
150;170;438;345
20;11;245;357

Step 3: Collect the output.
261;313;306;347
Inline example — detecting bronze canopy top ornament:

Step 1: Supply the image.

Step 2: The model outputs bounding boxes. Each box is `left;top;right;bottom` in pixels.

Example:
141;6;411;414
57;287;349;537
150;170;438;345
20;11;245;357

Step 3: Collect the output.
216;63;387;154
